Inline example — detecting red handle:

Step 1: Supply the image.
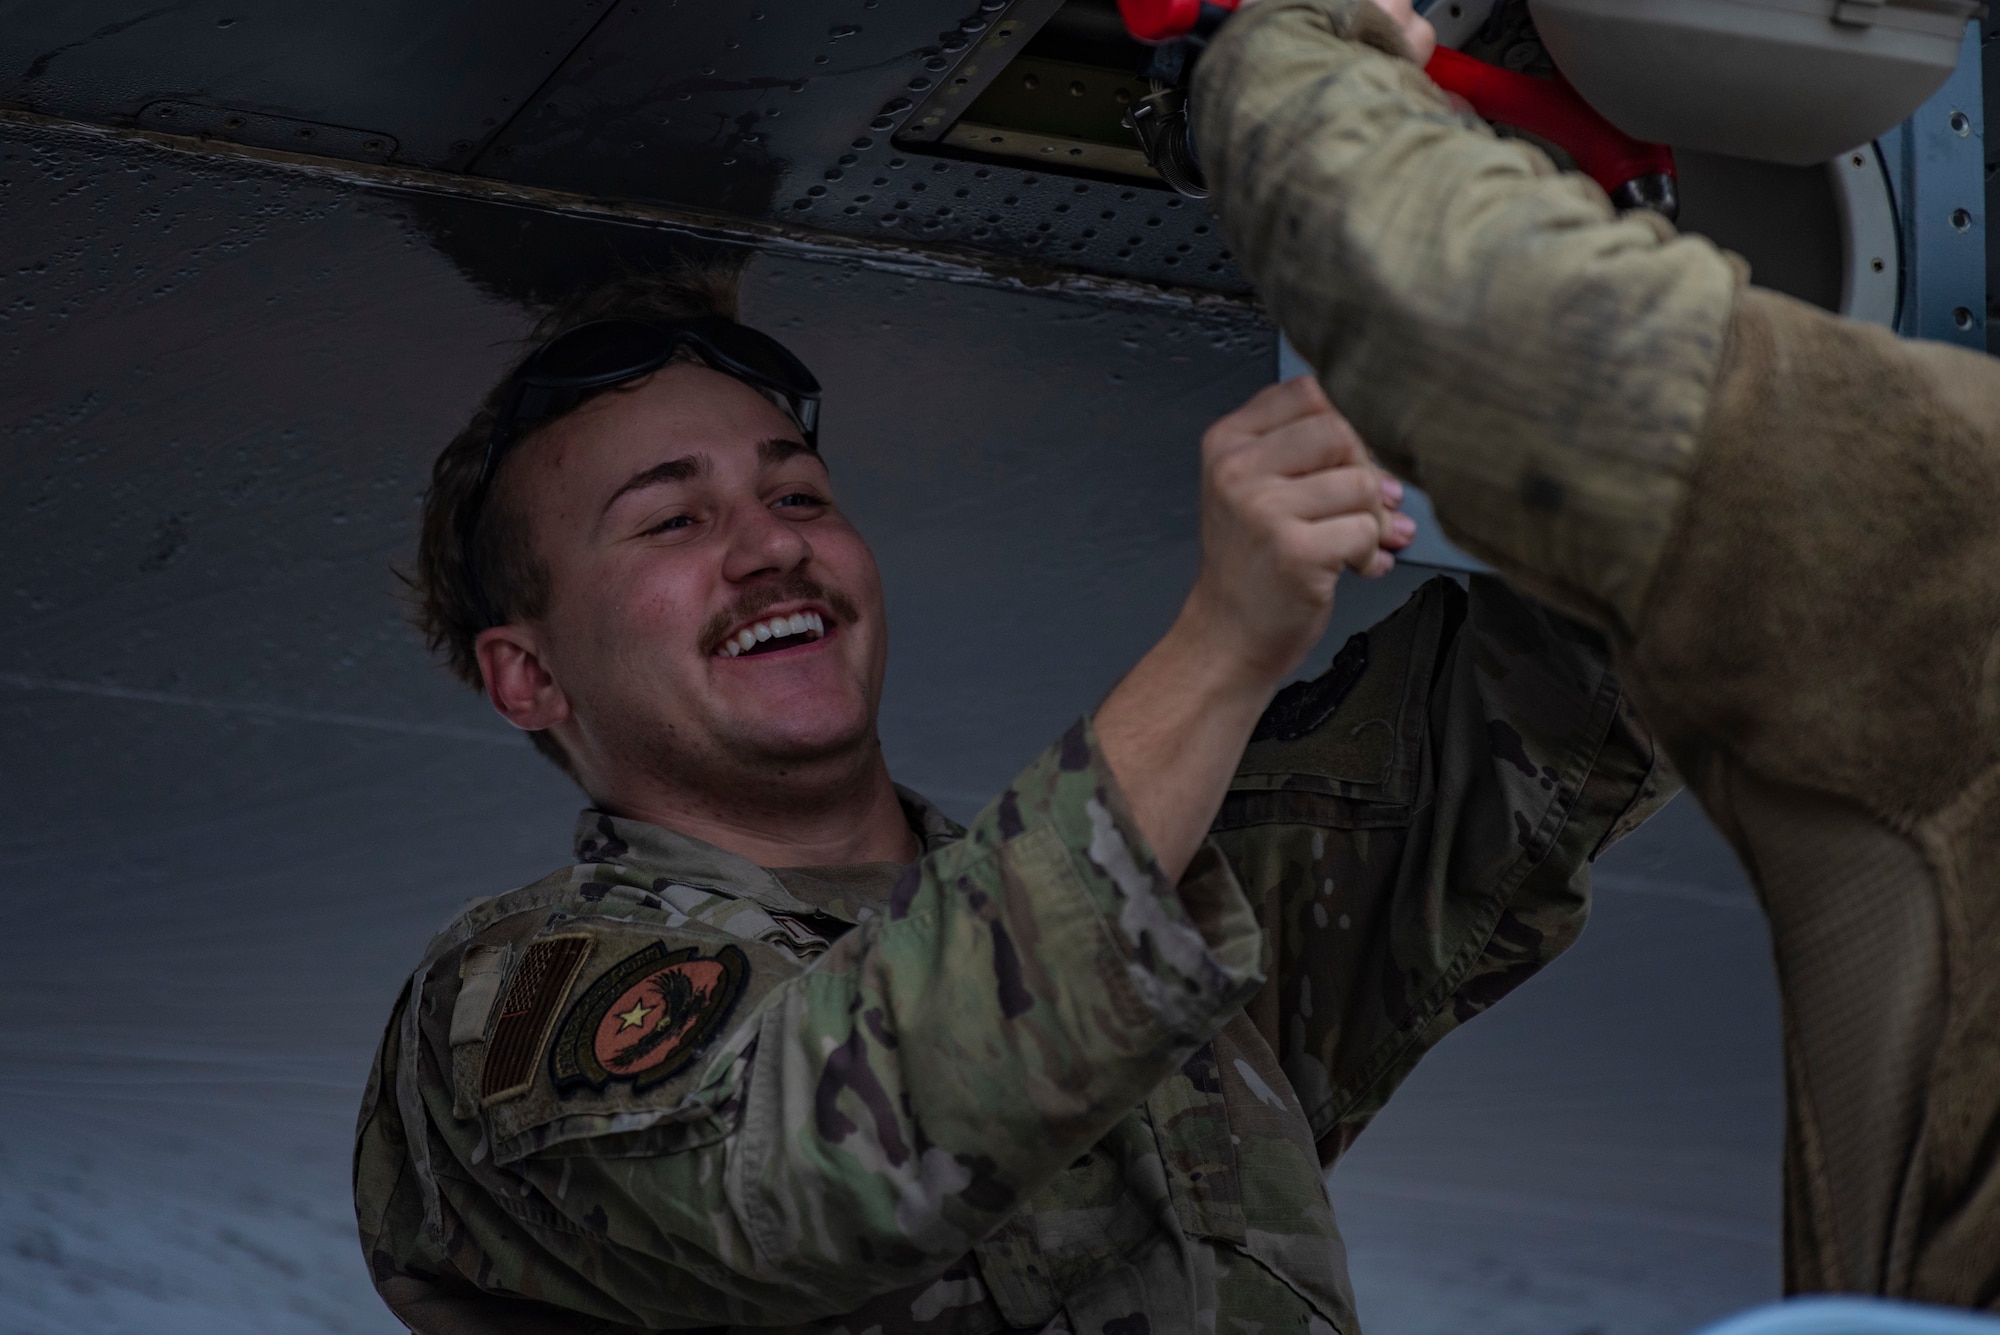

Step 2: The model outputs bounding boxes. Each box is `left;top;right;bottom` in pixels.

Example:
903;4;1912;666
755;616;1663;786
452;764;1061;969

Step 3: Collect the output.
1114;0;1676;205
1424;47;1674;201
1118;0;1217;44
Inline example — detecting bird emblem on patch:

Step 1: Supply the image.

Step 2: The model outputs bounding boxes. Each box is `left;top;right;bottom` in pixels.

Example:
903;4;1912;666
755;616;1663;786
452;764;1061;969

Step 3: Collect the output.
549;941;748;1095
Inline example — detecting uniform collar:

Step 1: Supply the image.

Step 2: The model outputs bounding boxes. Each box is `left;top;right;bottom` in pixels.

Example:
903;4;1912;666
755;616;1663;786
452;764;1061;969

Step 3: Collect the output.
569;785;964;925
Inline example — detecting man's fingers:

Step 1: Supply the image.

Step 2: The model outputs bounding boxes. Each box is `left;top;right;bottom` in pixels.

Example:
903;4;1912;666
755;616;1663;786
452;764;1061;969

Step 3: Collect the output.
1270;465;1387;525
1274;469;1413;556
1232;406;1368;479
1363;0;1437;62
1291;510;1398;577
1207;374;1333;443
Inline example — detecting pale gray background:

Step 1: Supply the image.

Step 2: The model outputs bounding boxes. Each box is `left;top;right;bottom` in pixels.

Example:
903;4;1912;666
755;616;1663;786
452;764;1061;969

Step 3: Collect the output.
1;121;1780;1335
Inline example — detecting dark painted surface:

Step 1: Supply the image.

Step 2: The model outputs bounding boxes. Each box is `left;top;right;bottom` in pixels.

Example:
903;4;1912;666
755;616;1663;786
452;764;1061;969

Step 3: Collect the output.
1675;148;1843;314
467;0;963;222
1;120;1780;1333
0;0;611;171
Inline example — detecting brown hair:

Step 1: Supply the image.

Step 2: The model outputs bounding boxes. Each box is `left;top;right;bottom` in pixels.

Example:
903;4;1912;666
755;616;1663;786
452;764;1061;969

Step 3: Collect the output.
407;256;751;775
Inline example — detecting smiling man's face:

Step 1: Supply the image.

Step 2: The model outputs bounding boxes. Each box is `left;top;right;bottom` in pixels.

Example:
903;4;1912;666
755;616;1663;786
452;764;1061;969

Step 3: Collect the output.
485;362;888;801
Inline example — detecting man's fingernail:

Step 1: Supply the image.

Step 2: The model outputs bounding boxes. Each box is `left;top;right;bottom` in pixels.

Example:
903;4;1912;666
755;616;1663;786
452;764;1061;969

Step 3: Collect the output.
1393;514;1417;539
1381;476;1405;503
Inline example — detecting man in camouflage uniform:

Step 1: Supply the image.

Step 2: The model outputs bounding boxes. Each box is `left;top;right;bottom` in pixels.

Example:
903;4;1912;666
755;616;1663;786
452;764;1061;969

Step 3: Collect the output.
354;265;1669;1332
1191;0;2000;1305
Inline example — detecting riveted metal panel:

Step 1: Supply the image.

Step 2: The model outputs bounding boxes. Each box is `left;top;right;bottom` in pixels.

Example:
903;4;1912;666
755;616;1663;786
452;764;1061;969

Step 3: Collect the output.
471;0;1247;292
798;158;1238;288
1889;26;1986;346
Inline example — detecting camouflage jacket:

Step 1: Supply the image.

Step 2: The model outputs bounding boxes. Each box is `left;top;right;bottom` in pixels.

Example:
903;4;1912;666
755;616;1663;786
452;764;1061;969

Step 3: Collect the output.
354;575;1672;1334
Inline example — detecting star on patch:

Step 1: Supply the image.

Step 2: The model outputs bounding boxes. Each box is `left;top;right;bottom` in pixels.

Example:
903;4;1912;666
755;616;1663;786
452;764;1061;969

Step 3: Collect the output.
549;942;749;1096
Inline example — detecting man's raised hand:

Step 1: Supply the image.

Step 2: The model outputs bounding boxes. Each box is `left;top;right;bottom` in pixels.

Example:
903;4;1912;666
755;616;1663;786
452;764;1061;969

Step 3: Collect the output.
1095;376;1412;881
1362;0;1436;64
1182;375;1413;688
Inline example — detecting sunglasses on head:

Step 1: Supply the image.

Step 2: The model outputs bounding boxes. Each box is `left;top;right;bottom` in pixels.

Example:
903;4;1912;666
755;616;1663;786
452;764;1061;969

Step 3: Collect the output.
461;316;823;625
483;317;821;479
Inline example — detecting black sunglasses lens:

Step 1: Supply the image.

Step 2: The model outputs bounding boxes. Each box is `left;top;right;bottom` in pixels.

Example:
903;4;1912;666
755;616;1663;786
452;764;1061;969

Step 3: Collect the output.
504;318;819;446
699;322;822;396
528;320;677;385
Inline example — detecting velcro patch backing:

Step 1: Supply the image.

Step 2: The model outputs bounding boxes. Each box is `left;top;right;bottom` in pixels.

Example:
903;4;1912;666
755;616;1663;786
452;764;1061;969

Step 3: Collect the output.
450;944;512;1047
480;934;593;1106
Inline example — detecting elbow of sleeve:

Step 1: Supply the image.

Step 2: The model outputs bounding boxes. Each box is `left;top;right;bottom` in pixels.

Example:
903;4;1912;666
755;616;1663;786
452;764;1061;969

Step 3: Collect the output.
713;1006;994;1315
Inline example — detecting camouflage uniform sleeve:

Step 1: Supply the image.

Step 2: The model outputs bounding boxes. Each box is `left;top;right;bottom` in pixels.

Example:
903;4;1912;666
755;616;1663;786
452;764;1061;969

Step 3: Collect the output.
1190;0;1738;642
357;720;1264;1329
1210;575;1677;1160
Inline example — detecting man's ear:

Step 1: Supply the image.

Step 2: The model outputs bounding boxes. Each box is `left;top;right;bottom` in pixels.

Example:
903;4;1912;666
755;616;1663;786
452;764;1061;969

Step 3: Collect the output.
475;624;572;733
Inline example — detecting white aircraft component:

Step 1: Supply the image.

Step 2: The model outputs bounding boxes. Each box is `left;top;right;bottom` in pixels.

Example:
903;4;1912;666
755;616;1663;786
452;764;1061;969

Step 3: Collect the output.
1831;141;1902;328
1421;0;1912;330
1529;0;1981;166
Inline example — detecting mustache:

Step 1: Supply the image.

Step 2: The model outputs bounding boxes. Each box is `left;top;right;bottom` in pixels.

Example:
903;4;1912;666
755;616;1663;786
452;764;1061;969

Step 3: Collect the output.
699;574;860;656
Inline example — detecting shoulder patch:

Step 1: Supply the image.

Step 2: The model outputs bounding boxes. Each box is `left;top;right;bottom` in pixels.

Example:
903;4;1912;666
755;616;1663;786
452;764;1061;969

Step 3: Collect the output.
479;934;594;1105
549;942;749;1097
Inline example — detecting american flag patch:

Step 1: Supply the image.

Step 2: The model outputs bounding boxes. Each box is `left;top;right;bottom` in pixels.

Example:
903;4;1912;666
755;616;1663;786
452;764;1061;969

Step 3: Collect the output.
479;934;593;1105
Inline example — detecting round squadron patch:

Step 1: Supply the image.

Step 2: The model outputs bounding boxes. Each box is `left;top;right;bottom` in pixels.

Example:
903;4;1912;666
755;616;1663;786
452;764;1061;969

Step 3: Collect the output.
549;942;749;1096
